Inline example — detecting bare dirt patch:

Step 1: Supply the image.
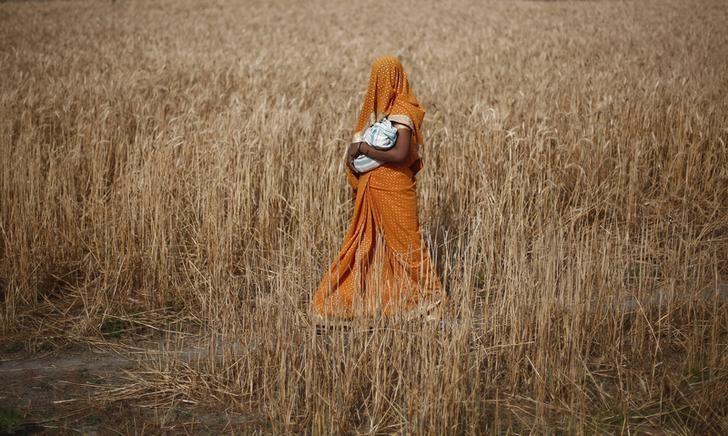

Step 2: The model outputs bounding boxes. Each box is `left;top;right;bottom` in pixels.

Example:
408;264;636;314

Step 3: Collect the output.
0;342;266;435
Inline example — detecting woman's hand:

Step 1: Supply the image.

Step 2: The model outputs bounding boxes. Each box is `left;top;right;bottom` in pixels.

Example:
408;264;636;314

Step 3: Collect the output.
346;142;361;174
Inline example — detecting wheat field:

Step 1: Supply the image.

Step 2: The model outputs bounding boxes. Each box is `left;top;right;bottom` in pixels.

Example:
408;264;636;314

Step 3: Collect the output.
1;0;727;433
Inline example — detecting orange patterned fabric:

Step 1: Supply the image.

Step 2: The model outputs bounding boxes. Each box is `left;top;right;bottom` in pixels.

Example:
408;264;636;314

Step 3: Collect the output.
351;55;427;176
311;56;444;321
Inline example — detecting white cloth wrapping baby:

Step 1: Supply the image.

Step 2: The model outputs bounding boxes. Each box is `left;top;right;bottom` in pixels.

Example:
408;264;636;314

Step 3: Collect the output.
352;118;398;173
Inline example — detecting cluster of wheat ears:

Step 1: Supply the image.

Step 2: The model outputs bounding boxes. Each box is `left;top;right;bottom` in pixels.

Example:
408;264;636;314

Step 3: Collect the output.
1;0;727;433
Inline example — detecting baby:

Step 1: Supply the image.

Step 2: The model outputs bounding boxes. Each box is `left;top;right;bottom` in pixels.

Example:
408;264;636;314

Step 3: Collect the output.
352;117;398;173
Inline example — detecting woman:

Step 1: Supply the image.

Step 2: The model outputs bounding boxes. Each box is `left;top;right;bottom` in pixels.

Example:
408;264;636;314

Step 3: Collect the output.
311;55;445;323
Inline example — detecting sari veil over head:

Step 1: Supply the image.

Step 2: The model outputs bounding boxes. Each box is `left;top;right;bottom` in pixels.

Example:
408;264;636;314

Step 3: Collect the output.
351;55;426;175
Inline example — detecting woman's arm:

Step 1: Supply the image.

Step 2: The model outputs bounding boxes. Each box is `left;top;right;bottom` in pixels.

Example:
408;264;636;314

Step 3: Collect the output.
358;125;411;163
346;142;360;174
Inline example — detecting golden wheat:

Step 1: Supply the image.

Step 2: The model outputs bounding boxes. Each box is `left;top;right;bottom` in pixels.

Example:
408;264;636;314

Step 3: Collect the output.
1;0;727;433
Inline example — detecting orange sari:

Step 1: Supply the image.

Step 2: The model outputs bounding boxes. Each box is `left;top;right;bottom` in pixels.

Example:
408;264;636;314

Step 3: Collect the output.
311;56;445;321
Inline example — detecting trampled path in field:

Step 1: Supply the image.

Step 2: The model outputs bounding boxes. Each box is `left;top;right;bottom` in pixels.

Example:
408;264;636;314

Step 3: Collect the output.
1;283;725;433
0;341;261;434
3;282;726;373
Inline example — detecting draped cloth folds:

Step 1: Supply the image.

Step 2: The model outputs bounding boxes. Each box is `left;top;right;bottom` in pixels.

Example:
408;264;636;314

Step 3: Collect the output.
311;165;444;321
311;56;445;322
311;55;444;322
351;55;426;177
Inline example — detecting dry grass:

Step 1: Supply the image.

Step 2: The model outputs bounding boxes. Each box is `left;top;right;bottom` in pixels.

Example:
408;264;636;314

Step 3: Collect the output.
1;0;727;433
